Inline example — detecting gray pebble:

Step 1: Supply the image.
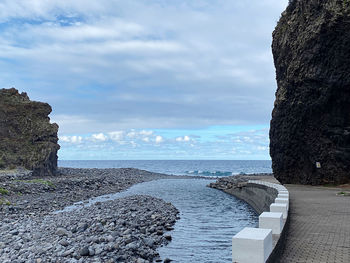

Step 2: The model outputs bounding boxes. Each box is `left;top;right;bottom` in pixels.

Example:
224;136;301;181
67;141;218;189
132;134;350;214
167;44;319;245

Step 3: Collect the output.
79;246;90;257
55;228;69;237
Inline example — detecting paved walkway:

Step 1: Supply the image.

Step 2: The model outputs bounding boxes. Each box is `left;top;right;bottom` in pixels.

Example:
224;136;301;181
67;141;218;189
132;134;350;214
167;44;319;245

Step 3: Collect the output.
278;184;350;263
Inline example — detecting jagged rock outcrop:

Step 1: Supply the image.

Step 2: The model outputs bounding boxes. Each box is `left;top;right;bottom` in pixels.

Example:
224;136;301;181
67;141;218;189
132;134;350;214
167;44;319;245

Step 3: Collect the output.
270;0;350;185
0;88;60;176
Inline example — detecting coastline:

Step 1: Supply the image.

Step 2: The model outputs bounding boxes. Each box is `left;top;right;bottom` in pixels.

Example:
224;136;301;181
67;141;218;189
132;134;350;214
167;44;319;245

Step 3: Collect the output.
0;167;190;262
0;167;273;262
0;167;203;216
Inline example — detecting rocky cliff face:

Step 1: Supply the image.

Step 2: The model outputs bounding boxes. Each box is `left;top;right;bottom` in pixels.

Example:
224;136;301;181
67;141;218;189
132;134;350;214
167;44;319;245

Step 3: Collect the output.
0;88;60;176
270;0;350;185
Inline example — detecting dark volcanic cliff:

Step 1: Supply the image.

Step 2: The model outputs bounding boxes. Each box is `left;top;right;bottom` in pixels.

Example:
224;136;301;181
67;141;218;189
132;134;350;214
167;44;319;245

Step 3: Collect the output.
0;88;60;176
270;1;350;185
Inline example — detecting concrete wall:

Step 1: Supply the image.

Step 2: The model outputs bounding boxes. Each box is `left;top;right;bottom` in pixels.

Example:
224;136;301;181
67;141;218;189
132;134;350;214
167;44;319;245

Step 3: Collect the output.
223;183;278;215
229;180;290;263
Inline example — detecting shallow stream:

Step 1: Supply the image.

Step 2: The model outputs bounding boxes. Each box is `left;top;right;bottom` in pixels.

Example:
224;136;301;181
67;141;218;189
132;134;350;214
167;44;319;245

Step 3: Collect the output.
57;179;258;262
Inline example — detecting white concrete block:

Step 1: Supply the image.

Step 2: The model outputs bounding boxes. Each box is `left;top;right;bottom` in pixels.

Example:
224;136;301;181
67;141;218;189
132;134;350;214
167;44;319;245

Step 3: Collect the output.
232;227;272;263
259;212;284;235
276;186;287;191
270;203;288;219
278;193;289;199
275;198;289;210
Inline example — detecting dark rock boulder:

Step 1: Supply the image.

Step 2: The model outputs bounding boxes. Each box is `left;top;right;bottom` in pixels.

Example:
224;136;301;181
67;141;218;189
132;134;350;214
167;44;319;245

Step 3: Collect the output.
0;88;60;176
270;0;350;185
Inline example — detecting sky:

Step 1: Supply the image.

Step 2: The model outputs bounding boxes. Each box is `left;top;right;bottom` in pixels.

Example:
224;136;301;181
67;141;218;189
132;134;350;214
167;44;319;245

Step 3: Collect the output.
0;0;289;160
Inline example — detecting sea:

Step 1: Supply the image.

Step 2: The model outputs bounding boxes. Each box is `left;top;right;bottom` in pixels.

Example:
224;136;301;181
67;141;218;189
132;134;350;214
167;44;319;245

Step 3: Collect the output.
58;160;271;262
58;160;272;177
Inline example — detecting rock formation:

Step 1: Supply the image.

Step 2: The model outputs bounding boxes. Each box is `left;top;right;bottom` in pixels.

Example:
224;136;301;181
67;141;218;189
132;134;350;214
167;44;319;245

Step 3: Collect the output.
270;0;350;185
0;88;60;176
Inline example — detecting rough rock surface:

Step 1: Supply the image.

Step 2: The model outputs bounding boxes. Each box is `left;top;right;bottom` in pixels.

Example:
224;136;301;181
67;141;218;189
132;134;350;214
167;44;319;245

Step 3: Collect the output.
0;168;183;263
0;195;179;263
0;88;59;176
270;0;350;185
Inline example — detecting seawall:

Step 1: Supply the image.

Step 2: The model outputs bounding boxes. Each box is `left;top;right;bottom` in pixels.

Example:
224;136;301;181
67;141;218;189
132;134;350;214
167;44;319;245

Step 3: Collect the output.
222;183;278;215
209;178;290;263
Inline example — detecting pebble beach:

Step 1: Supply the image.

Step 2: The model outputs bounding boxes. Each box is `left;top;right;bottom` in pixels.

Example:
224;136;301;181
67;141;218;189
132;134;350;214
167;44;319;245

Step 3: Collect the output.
0;168;183;263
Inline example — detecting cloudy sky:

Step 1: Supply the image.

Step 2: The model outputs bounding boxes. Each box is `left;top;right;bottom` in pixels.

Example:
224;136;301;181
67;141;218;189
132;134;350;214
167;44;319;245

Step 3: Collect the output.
0;0;288;160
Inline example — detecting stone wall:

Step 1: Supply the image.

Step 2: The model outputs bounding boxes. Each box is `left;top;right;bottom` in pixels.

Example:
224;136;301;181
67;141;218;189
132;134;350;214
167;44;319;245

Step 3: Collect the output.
222;183;278;215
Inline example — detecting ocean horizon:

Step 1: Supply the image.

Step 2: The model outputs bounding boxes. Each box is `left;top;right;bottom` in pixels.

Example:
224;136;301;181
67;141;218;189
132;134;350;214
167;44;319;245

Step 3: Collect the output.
58;159;272;177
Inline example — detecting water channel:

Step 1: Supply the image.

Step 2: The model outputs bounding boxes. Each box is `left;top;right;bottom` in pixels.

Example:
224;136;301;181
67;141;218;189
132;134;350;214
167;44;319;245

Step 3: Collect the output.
58;178;258;262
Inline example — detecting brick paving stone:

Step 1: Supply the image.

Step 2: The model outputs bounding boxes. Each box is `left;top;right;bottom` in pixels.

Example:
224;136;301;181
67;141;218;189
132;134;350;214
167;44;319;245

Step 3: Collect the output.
277;185;350;263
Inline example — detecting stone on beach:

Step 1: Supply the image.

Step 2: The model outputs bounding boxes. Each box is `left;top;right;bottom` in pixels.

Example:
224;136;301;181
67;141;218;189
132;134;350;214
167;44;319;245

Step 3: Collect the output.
0;168;180;263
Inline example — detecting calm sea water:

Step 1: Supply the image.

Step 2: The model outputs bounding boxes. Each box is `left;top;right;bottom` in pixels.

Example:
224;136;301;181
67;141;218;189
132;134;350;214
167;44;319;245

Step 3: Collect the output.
58;160;272;176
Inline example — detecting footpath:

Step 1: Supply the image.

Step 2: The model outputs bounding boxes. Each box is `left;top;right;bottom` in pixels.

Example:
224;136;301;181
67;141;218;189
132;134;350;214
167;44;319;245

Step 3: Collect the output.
278;184;350;263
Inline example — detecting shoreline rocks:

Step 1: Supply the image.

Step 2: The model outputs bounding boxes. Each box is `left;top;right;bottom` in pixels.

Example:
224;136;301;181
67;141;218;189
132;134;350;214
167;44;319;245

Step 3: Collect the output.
0;195;179;263
0;168;185;262
208;173;276;191
0;168;178;216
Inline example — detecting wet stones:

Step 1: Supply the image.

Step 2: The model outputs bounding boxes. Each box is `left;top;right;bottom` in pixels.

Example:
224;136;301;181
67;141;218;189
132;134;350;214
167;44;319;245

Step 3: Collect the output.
0;195;179;263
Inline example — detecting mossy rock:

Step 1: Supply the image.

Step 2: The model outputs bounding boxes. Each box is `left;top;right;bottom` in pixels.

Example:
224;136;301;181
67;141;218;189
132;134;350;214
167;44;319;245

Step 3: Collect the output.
0;88;60;176
0;188;9;195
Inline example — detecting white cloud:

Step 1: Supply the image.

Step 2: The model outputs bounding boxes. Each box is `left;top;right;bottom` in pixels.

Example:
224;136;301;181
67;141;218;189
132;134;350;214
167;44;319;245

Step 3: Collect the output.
0;0;106;22
127;130;155;140
127;130;137;138
139;130;153;136
51;114;91;133
155;135;164;143
91;133;107;141
108;131;124;142
176;135;191;142
27;19;145;42
257;146;269;151
57;126;271;160
243;136;253;143
59;136;70;142
59;135;83;144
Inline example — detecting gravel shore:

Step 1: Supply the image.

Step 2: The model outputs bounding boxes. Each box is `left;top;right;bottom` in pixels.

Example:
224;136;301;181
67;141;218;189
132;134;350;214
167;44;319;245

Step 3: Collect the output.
0;168;183;262
208;173;275;191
